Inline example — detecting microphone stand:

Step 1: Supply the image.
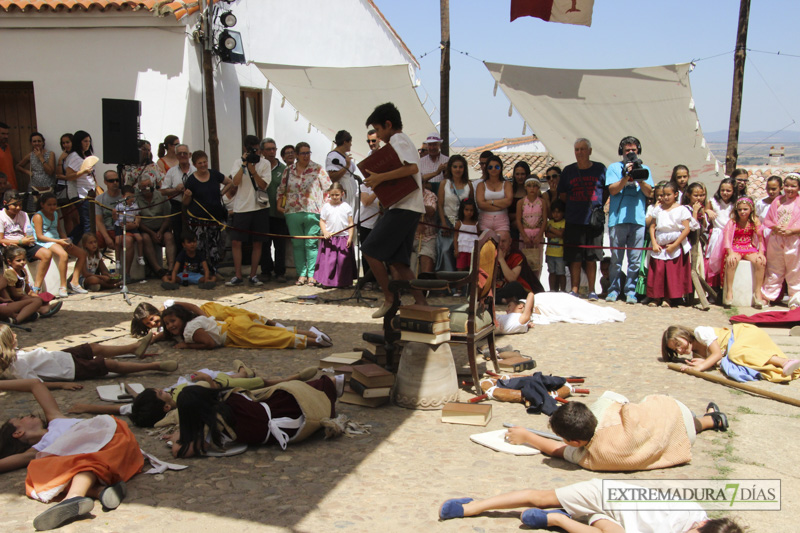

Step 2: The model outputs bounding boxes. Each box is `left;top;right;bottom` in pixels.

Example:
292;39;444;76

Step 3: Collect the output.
322;156;376;305
93;202;151;306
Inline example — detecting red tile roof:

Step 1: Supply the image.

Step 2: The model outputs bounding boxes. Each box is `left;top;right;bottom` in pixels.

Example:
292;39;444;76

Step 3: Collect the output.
0;0;216;20
462;136;556;178
470;135;542;152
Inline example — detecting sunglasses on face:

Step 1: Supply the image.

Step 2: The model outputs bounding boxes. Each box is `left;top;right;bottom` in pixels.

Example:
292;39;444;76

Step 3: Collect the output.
368;140;378;144
105;179;120;183
548;174;560;179
487;165;501;170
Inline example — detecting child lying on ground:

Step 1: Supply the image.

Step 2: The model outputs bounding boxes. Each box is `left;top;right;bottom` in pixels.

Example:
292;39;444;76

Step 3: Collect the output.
440;478;743;533
663;324;800;383
496;291;626;334
503;391;728;472
69;360;319;428
0;326;177;384
131;300;307;342
170;374;344;457
0;379;142;530
161;304;331;350
496;293;536;335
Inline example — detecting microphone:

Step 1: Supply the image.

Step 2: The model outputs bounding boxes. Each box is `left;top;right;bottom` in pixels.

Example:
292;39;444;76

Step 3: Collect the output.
332;157;362;184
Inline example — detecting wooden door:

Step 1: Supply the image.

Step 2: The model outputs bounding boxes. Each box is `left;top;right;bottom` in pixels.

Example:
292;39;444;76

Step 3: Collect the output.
0;82;37;192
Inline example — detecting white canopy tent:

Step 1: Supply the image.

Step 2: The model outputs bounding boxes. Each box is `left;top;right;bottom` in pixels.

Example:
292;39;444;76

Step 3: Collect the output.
485;62;721;187
253;63;436;161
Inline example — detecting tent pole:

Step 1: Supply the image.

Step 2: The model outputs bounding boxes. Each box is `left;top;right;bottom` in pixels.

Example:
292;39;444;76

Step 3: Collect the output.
725;0;750;175
440;0;450;156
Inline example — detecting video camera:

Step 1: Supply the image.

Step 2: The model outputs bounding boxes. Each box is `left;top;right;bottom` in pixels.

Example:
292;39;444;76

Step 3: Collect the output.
243;146;260;165
622;151;649;181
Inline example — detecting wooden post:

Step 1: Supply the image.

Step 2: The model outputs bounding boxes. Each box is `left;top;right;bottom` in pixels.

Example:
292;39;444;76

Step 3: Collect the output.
200;0;220;169
203;48;220;169
725;0;750;175
667;363;800;408
439;0;450;156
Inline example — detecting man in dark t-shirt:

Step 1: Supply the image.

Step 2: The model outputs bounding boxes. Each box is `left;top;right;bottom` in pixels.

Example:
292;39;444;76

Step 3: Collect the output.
557;138;606;300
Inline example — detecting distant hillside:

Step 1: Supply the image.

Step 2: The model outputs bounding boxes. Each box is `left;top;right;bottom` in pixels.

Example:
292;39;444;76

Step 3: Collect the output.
704;130;800;144
457;131;800;148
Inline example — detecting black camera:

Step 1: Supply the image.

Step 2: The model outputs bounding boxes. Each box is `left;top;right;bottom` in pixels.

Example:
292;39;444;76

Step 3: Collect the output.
622;151;649;181
244;147;260;165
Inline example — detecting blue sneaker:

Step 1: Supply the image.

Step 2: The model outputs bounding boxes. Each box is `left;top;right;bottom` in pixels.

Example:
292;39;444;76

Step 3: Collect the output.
568;291;580;298
520;508;571;528
626;294;638;304
588;292;599;301
605;291;619;302
439;498;473;520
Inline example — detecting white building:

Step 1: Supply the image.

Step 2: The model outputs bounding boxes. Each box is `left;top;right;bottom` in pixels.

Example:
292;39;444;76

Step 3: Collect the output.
0;0;422;178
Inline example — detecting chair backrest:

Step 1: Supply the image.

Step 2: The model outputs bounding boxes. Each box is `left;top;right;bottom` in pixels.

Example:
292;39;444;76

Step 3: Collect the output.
468;229;499;310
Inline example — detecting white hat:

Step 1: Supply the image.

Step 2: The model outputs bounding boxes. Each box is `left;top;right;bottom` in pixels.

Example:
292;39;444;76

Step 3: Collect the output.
426;133;442;144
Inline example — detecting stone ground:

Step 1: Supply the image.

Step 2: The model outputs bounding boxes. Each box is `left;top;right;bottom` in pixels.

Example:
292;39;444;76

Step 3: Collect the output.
0;275;797;532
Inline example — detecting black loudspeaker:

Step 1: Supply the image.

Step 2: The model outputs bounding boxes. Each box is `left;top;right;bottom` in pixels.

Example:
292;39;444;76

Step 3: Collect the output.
102;98;141;165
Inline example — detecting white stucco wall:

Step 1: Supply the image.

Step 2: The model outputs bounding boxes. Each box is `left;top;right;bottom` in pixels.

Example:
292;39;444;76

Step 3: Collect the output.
0;0;418;176
0;14;191;179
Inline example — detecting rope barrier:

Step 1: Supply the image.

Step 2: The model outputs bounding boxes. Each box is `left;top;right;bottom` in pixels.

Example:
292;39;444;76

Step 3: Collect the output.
91;193;648;251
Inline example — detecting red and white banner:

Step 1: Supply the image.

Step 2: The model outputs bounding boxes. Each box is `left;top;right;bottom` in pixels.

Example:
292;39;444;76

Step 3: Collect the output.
510;0;594;27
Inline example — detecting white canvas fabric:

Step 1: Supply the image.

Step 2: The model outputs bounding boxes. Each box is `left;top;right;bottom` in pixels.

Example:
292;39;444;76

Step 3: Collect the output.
485;62;721;188
254;63;436;159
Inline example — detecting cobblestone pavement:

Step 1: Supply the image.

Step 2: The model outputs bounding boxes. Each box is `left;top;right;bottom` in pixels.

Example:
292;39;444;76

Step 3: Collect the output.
0;277;796;532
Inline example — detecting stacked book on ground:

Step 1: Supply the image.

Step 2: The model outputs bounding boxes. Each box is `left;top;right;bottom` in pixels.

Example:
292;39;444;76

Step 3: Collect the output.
360;331;389;366
392;305;451;345
318;352;364;383
340;363;395;407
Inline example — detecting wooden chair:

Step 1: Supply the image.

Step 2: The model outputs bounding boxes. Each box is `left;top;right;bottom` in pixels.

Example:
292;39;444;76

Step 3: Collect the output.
382;229;501;395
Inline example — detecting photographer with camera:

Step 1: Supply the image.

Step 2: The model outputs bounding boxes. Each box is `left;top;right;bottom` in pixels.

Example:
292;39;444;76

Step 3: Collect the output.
605;136;653;304
225;134;271;287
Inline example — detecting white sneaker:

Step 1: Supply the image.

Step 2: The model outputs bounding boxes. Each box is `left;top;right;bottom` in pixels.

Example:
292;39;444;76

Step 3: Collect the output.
57;287;69;298
69;283;88;294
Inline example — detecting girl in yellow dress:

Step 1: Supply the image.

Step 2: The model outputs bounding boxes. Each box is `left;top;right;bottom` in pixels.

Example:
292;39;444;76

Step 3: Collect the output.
160;304;331;350
662;324;800;383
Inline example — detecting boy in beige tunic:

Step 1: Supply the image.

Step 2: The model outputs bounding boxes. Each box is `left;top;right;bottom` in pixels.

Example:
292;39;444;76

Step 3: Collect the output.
508;391;728;472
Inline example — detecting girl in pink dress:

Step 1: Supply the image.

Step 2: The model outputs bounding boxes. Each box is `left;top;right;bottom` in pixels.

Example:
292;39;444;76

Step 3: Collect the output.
515;177;548;275
719;197;766;308
761;173;800;309
705;178;736;288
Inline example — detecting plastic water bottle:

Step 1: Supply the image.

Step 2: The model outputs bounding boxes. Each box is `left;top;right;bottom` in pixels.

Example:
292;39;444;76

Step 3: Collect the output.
181;267;189;287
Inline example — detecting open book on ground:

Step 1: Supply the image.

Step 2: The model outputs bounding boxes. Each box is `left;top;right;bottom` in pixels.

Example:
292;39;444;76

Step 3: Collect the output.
469;429;541;456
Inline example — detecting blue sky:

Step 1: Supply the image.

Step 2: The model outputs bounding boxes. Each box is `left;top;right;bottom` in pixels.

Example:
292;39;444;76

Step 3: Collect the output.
373;0;800;142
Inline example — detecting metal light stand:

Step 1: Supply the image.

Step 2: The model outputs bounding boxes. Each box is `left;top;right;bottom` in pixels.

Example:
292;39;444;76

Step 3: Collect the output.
92;210;151;306
321;163;376;306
